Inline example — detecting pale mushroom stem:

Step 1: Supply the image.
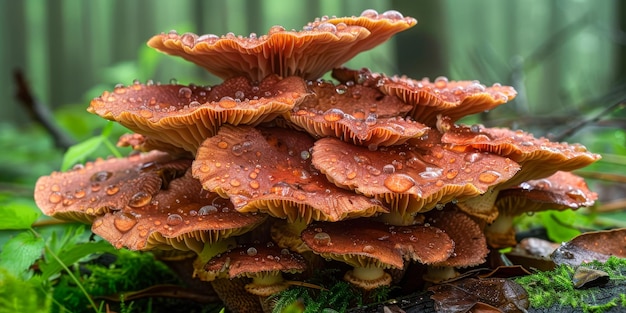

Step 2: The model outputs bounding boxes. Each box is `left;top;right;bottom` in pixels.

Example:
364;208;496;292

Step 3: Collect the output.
192;238;237;278
344;265;392;291
484;213;517;248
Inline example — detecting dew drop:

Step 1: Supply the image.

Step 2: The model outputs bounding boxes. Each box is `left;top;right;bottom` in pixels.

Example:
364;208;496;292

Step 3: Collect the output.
229;179;241;187
234;90;245;100
231;143;244;156
49;192;63;204
470;124;481;133
384;174;415;193
74;189;86;199
91;171;112;182
114;213;137;233
362;245;376;253
105;185;120;195
382;164;395;174
380;10;404;20
178;87;192;99
446;169;459;179
217;141;228;149
180;32;197;48
313;232;331;246
323;108;344;122
478;170;501;183
246;247;258;256
360;9;378;18
316;22;337;33
198;205;218;215
434;76;448;88
128;191;152;208
464;152;483;163
166;214;183;226
249;180;260;189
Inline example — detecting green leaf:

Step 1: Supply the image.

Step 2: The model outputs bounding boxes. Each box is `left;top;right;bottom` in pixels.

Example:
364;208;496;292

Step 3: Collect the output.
540;210;582;243
40;240;117;280
60;136;103;171
0;268;50;313
0;231;45;275
0;199;41;229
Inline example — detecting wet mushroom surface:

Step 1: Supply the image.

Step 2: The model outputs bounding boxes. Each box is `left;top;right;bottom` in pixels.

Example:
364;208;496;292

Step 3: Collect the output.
28;8;617;313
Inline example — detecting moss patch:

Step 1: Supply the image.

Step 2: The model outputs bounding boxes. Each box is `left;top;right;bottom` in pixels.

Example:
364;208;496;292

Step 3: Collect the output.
514;256;626;313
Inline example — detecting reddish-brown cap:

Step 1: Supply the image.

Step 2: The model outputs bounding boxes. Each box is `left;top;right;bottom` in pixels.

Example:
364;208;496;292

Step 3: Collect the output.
34;151;185;223
117;133;192;158
312;136;519;215
333;68;516;126
92;169;266;253
284;79;428;147
301;219;454;269
496;171;598;216
441;123;601;187
426;209;488;268
88;75;308;153
148;10;416;81
192;125;387;223
201;245;307;281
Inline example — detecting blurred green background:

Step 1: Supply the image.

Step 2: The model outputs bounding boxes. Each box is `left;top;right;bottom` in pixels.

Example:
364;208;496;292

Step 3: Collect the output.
1;0;625;223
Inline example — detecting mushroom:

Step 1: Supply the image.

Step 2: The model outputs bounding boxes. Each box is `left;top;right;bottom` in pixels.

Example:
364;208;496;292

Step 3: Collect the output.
301;219;454;290
88;75;308;154
34;150;185;223
423;208;489;282
485;171;598;248
91;169;266;265
440;121;601;188
283;78;429;147
192;125;387;223
198;244;307;312
332;67;517;127
147;10;416;81
311;135;519;225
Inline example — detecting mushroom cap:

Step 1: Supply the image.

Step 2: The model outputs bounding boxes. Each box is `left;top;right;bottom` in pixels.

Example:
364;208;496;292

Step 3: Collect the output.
201;245;307;281
34;151;185;223
496;171;598;216
147;10;416;81
192;125;387;223
332;67;516;126
311;136;519;215
88;75;308;153
117;133;192;158
441;123;601;187
301;219;454;269
284;79;428;147
92;169;266;253
426;209;488;268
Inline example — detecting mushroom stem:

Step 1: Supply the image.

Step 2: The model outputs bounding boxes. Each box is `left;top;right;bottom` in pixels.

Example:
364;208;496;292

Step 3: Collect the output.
192;238;237;279
344;265;392;291
423;265;459;283
484;214;517;248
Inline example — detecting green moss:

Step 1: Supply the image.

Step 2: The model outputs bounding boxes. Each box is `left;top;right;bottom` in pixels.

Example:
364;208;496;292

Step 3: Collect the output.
514;256;626;313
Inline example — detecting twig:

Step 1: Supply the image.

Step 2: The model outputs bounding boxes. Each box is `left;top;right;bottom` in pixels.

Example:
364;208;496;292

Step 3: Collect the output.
13;69;75;150
549;99;626;141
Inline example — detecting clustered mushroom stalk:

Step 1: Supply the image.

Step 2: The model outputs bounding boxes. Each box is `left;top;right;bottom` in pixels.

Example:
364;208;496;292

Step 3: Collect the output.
34;8;600;312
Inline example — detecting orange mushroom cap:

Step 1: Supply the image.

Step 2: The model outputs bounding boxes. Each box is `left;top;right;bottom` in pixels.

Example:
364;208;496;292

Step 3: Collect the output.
301;219;454;269
192;125;387;223
284;79;429;147
202;245;307;281
332;68;516;126
34;151;187;223
496;171;598;216
441;122;601;187
426;209;488;268
311;136;519;215
88;75;308;153
92;169;266;253
147;10;416;81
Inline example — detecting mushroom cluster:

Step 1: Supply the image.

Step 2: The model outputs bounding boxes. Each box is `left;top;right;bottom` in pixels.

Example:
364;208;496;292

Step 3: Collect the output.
34;9;600;312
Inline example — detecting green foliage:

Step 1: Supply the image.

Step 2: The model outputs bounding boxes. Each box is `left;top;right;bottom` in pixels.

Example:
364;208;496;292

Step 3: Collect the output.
271;269;366;313
0;231;44;278
0;268;50;313
60;122;123;171
0;195;41;230
515;256;626;312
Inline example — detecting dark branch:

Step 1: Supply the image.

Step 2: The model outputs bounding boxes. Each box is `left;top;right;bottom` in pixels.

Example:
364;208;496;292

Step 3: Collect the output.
13;69;75;150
